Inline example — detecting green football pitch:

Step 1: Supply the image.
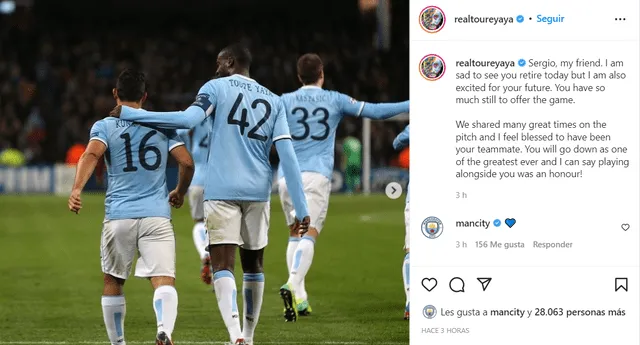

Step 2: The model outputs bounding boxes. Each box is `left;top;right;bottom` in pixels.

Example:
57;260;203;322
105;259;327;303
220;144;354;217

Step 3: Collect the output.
0;194;409;344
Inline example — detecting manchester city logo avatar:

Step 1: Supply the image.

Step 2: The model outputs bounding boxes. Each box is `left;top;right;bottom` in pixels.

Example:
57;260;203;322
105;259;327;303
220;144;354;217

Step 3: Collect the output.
421;216;443;239
423;305;437;319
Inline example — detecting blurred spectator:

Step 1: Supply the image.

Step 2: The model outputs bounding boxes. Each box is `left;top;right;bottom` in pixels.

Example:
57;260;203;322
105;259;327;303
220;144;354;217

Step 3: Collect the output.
0;2;408;167
0;147;25;166
65;143;85;165
342;135;362;193
398;147;409;169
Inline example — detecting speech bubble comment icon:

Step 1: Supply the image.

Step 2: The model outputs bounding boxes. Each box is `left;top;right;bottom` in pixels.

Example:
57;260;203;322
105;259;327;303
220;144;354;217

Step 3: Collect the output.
449;277;465;292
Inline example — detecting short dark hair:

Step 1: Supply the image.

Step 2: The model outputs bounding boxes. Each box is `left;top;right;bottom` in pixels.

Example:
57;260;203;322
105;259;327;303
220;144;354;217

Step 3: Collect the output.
116;69;147;102
221;44;252;69
297;53;323;85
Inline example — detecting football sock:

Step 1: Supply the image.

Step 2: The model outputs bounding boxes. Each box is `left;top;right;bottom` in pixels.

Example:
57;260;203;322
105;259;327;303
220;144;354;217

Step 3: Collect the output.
242;273;265;343
153;285;178;339
288;235;315;301
286;236;300;274
192;222;209;260
101;295;126;345
403;252;410;306
300;279;306;300
213;270;242;342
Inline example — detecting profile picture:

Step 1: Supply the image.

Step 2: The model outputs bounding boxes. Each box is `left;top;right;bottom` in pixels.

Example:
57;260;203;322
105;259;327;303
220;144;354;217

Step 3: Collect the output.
419;6;445;33
423;305;437;319
419;54;445;81
421;216;443;239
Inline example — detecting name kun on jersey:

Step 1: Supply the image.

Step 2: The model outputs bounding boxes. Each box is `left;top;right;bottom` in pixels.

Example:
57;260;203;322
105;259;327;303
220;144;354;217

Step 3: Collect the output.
115;119;135;129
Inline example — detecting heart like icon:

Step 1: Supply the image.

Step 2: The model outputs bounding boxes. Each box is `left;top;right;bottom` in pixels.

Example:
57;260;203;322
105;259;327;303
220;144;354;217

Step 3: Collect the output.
621;224;630;231
421;278;437;292
505;218;516;228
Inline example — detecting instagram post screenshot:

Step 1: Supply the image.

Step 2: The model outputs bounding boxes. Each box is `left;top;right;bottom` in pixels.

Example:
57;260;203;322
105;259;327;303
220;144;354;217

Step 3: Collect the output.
411;0;639;344
0;0;637;344
1;1;414;345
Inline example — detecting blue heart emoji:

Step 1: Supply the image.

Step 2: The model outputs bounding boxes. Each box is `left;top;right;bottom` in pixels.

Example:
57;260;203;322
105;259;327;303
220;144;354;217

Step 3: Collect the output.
505;218;516;228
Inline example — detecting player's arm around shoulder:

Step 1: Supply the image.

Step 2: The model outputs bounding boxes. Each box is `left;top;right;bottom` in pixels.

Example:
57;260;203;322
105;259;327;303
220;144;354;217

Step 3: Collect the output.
167;131;194;209
111;80;218;129
68;120;109;214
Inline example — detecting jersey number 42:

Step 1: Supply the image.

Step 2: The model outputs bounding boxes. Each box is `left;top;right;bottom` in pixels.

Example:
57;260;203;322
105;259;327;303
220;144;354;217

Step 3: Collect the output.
227;93;271;142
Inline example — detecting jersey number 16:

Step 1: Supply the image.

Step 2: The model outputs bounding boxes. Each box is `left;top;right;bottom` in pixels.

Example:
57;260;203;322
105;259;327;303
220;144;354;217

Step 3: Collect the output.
119;131;162;172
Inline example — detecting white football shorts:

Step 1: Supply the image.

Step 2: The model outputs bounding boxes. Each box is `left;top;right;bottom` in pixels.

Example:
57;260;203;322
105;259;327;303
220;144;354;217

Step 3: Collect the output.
100;217;176;279
278;172;331;232
188;185;205;220
404;202;410;250
203;200;270;250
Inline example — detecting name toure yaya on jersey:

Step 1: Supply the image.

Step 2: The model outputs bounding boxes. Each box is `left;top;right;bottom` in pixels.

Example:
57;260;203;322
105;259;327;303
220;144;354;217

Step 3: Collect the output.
227;79;272;96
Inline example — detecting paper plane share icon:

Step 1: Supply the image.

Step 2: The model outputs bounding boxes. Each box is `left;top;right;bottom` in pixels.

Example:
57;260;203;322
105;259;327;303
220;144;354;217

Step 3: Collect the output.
477;278;492;291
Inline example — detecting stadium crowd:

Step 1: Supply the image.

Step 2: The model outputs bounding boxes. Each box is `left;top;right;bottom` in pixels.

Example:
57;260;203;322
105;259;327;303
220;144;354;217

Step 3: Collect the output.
0;5;408;168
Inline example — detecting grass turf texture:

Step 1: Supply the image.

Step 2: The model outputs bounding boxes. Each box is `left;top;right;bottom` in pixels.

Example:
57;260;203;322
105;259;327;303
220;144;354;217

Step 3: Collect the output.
0;194;408;344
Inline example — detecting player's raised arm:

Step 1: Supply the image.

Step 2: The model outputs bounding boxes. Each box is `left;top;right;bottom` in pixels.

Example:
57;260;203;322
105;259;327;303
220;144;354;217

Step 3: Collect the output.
273;100;309;226
393;125;410;151
168;131;194;209
337;92;409;120
69;121;108;214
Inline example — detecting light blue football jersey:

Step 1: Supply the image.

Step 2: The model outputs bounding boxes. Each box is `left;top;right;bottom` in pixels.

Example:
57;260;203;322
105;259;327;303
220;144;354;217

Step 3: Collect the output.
184;116;212;187
89;118;184;220
393;125;410;203
197;75;291;201
176;129;191;151
277;86;365;180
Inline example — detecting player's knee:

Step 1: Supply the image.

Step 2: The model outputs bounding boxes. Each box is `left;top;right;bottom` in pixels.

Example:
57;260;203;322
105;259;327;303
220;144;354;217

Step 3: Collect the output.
239;248;264;273
208;244;236;272
103;274;125;295
241;261;263;274
103;274;125;286
211;261;234;274
210;249;235;273
150;276;175;289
